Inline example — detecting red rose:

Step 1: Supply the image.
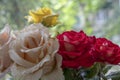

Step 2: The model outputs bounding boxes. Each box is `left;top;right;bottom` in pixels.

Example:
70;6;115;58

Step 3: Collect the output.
94;38;120;64
57;30;96;68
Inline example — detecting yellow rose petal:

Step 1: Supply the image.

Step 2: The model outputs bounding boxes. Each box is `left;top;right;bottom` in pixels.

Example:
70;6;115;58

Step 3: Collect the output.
25;7;59;27
42;14;59;27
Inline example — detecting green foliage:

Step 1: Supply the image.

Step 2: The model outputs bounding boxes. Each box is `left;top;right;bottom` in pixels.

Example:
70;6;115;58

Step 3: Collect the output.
0;0;119;37
63;63;113;80
63;69;74;80
0;0;41;29
0;0;105;33
84;63;100;79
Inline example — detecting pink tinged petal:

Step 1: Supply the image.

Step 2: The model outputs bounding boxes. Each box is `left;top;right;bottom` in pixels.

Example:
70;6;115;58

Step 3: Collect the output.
64;42;75;51
0;66;11;78
9;24;63;80
11;63;43;80
9;49;35;68
41;54;64;80
22;55;50;74
47;39;59;57
0;50;11;70
20;46;42;60
0;24;10;46
11;55;51;80
0;24;12;77
63;35;69;42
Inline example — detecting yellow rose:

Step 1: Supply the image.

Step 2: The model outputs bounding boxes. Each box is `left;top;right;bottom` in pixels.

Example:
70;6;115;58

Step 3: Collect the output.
26;7;59;27
9;24;64;80
0;25;13;77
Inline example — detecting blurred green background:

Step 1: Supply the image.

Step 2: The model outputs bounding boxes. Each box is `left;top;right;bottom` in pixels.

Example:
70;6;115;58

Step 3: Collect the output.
0;0;120;79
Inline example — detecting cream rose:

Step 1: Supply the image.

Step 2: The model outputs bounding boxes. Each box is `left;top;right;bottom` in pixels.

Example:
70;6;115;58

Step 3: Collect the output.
0;25;13;77
9;24;64;80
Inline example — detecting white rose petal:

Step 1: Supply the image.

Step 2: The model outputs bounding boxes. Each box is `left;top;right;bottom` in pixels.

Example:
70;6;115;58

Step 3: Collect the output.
9;24;64;80
0;24;13;78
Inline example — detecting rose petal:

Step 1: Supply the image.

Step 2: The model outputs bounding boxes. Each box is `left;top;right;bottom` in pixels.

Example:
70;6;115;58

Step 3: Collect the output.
41;54;64;80
9;49;35;68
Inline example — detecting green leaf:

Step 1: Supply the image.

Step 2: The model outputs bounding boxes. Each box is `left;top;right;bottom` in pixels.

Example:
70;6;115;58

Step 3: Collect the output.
103;65;112;74
84;63;100;79
63;68;74;80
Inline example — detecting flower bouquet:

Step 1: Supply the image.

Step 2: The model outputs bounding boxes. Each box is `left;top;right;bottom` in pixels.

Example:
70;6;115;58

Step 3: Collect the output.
0;7;120;80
